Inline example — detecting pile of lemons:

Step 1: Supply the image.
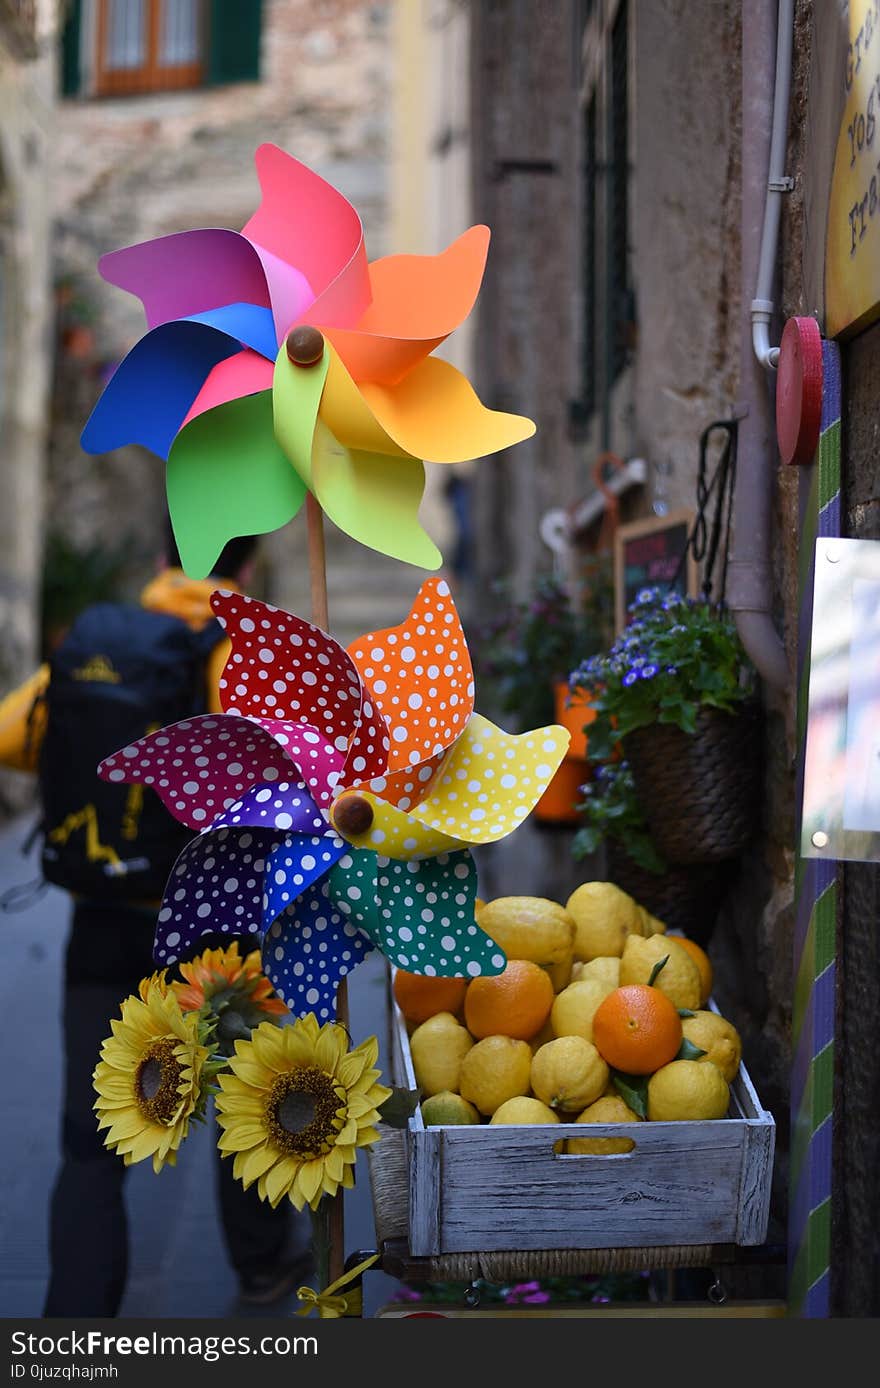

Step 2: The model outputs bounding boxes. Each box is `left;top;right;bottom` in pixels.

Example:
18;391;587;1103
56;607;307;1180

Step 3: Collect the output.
397;885;743;1149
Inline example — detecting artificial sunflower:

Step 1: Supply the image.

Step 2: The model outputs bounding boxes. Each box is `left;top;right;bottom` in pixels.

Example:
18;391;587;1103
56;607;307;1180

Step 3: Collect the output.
94;975;217;1173
172;942;287;1053
215;1014;391;1211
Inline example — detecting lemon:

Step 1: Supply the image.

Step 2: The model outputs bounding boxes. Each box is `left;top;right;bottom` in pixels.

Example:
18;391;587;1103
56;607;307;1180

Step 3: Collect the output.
577;956;621;992
420;1092;481;1126
490;1097;559;1125
530;1036;609;1112
647;1059;730;1121
567;1094;641;1154
681;1011;742;1083
619;934;701;1010
410;1012;474;1097
459;1035;533;1116
565;882;644;960
637;905;668;937
476;897;576;991
550;978;609;1042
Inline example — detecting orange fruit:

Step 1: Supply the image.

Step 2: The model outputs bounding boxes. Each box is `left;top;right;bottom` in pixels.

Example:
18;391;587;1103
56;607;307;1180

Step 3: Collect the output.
392;970;468;1026
464;959;555;1041
674;937;713;1006
591;984;683;1075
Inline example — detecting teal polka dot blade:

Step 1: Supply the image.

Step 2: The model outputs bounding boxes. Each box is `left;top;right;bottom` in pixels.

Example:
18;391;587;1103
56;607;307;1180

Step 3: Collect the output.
325;846;379;935
370;849;506;978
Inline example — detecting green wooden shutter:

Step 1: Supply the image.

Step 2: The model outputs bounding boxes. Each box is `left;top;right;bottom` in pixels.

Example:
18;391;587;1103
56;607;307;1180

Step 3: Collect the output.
206;0;262;86
60;0;83;97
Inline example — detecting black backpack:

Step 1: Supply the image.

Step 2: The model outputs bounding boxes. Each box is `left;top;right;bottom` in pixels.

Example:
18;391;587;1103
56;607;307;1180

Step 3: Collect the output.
35;602;222;902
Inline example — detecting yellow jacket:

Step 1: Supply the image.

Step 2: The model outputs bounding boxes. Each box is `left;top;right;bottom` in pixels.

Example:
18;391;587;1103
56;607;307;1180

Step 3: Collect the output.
0;569;237;773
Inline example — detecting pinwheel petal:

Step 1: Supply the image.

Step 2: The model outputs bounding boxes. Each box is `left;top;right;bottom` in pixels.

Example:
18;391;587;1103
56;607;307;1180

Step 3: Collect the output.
243;144;370;334
98;228;272;327
310;419;442;571
370;850;504;976
261;833;345;931
318;343;411;457
356;753;448;811
325;226;490;386
261;879;373;1021
167;390;307;579
324;847;379;936
347;577;474;775
212;592;389;785
330;790;466;860
209;779;326;837
154;826;277;966
360;355;536;463
184;303;279;360
271;341;330;488
81;320;239;460
411;714;570;844
182;350;275;426
98;714;330;829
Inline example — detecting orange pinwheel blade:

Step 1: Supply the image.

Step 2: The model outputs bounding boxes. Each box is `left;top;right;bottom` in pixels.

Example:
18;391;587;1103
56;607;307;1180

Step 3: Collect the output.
325;226;490;386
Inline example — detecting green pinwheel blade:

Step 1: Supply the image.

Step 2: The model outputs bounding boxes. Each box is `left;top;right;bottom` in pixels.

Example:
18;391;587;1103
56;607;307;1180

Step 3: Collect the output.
272;342;329;487
327;846;505;978
311;419;442;570
167;391;307;579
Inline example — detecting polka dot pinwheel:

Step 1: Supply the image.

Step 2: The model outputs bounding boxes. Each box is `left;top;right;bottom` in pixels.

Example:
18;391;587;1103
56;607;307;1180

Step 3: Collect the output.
98;579;570;1021
80;143;535;579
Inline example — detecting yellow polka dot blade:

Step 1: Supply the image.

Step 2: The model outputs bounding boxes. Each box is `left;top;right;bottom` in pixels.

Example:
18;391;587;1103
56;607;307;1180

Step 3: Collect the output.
333;790;467;860
411;713;570;844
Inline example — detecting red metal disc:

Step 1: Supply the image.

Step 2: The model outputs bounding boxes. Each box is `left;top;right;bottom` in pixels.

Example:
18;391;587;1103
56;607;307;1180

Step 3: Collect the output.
776;316;823;466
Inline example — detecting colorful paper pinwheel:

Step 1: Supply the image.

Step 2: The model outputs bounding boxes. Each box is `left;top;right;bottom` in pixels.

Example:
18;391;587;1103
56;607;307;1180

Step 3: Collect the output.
99;579;569;1020
81;144;534;579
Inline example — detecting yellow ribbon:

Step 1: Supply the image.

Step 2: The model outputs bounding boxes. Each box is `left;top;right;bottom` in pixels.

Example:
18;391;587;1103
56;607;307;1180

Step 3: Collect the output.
296;1253;380;1319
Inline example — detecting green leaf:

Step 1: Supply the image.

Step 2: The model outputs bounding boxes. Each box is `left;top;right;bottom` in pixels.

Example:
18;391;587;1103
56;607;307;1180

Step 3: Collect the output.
677;1008;695;1019
676;1038;707;1061
378;1086;422;1129
612;1072;648;1119
647;955;670;988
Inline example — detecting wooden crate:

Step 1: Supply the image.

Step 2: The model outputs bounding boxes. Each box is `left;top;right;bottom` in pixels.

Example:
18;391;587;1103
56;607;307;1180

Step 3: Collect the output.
390;996;775;1257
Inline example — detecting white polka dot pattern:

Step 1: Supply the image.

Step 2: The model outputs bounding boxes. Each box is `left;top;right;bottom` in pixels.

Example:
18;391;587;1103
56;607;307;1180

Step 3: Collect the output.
262;879;373;1022
154;826;277;967
260;833;346;931
212;589;390;789
333;791;467;860
325;847;505;977
412;713;569;844
209;778;326;836
347;577;474;775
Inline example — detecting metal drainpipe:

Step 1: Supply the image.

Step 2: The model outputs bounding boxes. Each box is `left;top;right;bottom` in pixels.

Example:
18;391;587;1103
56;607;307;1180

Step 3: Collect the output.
726;0;792;690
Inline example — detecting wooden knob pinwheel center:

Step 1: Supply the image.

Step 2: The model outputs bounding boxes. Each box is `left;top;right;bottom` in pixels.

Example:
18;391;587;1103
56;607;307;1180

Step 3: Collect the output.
331;793;374;837
286;325;325;366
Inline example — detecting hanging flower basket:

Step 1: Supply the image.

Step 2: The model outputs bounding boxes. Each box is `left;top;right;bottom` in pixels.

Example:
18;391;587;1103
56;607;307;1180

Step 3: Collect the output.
622;702;761;865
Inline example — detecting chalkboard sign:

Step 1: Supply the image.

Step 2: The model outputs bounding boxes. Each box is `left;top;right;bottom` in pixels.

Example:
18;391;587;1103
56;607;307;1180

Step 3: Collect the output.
614;509;699;633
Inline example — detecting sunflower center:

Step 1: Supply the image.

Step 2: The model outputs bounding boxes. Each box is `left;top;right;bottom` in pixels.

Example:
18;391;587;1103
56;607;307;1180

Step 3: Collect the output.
265;1066;347;1159
135;1038;184;1126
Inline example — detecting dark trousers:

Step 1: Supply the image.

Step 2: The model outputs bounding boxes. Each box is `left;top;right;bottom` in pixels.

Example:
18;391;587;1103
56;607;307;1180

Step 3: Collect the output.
43;901;292;1317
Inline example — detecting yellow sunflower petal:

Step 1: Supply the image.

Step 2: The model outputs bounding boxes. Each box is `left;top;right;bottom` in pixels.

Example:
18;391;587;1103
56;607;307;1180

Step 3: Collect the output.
297;1157;331;1208
263;1157;298;1207
238;1144;278;1188
313;1024;346;1075
217;1123;267;1153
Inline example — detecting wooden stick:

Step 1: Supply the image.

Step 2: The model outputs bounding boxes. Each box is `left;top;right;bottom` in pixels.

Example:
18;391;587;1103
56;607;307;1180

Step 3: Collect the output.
305;490;347;1286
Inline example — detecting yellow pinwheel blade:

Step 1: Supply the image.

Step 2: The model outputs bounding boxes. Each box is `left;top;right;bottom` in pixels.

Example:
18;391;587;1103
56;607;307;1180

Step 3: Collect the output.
331;790;467;860
412;713;570;844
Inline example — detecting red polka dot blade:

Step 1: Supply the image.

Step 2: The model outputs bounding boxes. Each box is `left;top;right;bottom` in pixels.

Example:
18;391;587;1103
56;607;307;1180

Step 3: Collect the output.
776;316;823;466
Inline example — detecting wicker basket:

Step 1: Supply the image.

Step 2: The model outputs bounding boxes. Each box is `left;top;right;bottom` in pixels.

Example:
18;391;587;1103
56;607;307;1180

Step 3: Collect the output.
623;704;761;865
604;840;733;944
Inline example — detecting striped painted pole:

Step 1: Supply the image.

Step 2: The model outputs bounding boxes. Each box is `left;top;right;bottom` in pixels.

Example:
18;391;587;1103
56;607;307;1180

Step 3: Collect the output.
789;341;840;1316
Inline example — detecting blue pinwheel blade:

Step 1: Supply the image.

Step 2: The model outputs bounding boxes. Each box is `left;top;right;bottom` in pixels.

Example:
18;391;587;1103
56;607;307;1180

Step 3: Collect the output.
261;879;373;1021
261;832;346;932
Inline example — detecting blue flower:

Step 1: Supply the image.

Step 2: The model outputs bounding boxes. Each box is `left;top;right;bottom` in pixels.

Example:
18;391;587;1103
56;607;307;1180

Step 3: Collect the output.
640;664;659;679
665;665;678;675
622;670;640;687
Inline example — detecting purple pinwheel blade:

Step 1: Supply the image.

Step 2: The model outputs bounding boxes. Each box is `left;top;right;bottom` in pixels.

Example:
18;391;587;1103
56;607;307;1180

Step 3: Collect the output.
81;320;240;460
210;778;326;836
98;227;272;327
262;878;373;1022
261;832;346;932
154;826;281;967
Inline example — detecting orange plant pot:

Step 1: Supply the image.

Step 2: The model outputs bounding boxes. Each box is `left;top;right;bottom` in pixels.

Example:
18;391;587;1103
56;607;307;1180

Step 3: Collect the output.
533;755;588;824
553;681;596;761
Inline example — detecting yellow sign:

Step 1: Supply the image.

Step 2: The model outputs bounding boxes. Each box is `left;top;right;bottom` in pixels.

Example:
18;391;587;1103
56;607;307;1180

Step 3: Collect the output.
827;0;880;336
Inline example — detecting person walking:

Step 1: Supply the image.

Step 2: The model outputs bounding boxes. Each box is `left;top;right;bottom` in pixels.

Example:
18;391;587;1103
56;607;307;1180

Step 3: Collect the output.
0;533;310;1316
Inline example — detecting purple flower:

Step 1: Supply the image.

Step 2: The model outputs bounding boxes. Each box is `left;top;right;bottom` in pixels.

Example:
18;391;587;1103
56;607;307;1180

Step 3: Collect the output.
521;1291;551;1304
591;1292;612;1304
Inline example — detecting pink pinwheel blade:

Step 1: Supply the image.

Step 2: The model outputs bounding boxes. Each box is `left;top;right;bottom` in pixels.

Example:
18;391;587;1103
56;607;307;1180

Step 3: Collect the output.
182;350;275;426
